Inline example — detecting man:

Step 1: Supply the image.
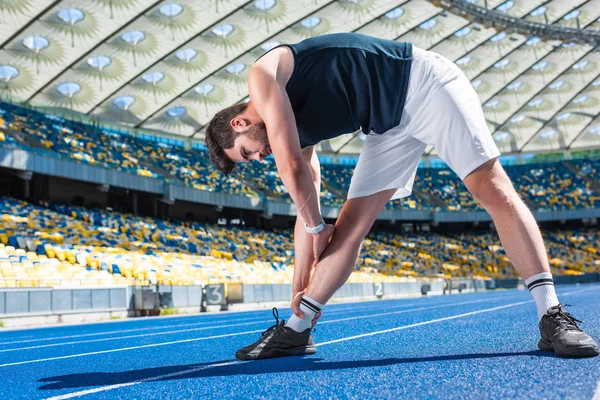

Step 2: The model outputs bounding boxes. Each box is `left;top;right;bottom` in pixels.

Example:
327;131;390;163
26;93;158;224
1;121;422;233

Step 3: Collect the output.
204;33;598;360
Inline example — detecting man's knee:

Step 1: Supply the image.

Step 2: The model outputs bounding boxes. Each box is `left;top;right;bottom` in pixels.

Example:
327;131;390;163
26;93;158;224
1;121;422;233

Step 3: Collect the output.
464;161;520;211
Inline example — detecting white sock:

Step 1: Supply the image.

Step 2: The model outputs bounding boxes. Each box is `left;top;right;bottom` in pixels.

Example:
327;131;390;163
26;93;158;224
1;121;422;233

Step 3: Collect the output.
525;272;559;321
285;295;324;333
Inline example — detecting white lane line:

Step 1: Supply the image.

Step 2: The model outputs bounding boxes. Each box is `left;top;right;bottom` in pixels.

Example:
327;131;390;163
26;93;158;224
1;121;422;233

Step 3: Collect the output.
317;300;532;346
40;286;597;399
0;301;424;346
0;330;264;368
0;314;273;346
316;285;599;346
44;361;239;400
0;320;273;353
1;297;507;353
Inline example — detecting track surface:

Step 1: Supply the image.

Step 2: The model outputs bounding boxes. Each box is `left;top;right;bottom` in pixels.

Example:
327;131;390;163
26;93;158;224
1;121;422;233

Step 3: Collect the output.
1;284;599;399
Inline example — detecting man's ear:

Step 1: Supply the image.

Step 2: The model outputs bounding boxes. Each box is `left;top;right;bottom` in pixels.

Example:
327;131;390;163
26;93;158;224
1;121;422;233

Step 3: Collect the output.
230;116;248;133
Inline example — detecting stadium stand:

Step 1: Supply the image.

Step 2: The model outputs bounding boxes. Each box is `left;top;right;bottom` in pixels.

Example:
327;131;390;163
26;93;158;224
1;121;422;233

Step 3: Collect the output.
1;196;599;288
2;102;600;212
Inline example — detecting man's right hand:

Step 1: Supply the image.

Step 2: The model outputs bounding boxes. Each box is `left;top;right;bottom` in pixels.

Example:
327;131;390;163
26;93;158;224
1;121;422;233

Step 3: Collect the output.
313;223;335;264
291;290;322;326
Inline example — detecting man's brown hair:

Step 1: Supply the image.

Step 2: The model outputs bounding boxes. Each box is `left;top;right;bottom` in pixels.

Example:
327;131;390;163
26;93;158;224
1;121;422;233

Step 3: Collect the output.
204;103;249;175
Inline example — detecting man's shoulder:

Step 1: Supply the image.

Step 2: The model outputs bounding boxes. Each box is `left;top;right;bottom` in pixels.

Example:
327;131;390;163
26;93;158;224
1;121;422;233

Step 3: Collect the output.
251;47;294;86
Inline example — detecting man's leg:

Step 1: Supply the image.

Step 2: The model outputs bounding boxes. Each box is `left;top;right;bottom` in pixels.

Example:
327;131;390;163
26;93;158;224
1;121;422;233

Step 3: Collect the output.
462;158;553;297
463;158;598;357
235;189;396;361
304;188;397;305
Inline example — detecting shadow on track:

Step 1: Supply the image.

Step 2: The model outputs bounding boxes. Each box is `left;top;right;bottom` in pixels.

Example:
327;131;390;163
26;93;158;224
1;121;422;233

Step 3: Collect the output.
38;350;555;391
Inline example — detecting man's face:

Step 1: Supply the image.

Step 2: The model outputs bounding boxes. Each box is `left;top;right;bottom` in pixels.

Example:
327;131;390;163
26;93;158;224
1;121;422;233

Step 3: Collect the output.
224;122;272;163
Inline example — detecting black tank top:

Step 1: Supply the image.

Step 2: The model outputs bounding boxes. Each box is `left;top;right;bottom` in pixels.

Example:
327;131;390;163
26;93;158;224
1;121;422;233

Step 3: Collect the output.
276;33;412;148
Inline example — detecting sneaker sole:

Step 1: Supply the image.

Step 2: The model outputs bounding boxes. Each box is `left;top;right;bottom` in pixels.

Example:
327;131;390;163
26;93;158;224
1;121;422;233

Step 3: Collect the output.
236;345;317;361
538;338;600;358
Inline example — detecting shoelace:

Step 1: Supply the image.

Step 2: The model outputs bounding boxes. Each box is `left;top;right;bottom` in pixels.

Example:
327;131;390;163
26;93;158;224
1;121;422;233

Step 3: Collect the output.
551;304;583;332
261;307;285;336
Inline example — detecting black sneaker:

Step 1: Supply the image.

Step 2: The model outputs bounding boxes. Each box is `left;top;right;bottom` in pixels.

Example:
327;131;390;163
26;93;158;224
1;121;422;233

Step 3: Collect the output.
235;308;317;361
538;304;599;358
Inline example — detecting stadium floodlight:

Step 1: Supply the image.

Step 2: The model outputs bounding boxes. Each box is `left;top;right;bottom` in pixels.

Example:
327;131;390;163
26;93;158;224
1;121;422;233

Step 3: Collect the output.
22;36;49;53
159;3;183;17
113;95;135;111
484;99;500;108
529;6;547;17
142;71;165;85
212;24;234;37
194;83;214;95
572;95;588;104
225;64;246;74
419;18;438;30
528;98;544;107
121;30;145;45
22;36;49;74
490;32;507;42
526;37;541;46
572;60;589;70
57;8;84;25
456;55;472;66
87;56;111;90
532;61;548;71
506;81;522;91
87;55;111;70
167;106;186;118
556;112;572;121
563;10;580;21
260;41;281;52
493;131;511;142
121;30;145;67
56;82;81;109
385;7;404;19
301;17;321;29
510;115;525;124
175;48;197;62
540;129;557;139
494;59;510;69
0;65;19;82
254;0;276;10
56;82;81;97
496;0;514;12
454;26;472;37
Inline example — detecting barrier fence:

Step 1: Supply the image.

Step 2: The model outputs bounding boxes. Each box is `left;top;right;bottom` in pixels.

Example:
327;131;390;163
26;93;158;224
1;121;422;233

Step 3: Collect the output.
1;274;598;318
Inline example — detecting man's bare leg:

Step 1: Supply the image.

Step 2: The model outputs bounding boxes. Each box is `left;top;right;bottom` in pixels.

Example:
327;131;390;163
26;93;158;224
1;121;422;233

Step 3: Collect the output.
303;188;396;304
461;158;598;357
462;158;550;281
462;158;558;320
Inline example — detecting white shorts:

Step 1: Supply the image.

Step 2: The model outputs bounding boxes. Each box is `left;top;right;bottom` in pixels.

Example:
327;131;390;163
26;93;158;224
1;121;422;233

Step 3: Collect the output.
347;47;501;201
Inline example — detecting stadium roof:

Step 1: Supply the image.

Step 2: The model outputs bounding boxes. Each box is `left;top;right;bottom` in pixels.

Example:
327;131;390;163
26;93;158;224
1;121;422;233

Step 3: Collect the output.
0;0;599;156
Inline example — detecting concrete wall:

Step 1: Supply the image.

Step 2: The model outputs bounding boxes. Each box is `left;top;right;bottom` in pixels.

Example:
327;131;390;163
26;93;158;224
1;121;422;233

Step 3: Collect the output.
0;287;130;315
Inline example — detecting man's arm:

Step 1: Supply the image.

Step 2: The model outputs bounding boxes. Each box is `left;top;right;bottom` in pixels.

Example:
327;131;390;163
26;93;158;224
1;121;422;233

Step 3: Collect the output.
293;146;321;295
249;55;332;262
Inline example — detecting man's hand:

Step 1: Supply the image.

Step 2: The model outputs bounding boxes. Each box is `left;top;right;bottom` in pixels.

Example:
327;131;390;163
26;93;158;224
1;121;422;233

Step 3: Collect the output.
291;290;322;325
313;224;335;264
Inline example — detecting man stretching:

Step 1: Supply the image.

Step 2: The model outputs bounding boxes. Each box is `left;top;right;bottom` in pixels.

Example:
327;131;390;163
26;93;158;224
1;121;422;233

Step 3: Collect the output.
204;33;598;359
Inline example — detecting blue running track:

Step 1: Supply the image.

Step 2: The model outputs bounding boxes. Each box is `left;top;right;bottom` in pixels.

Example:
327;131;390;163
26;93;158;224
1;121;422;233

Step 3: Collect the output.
0;284;599;399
